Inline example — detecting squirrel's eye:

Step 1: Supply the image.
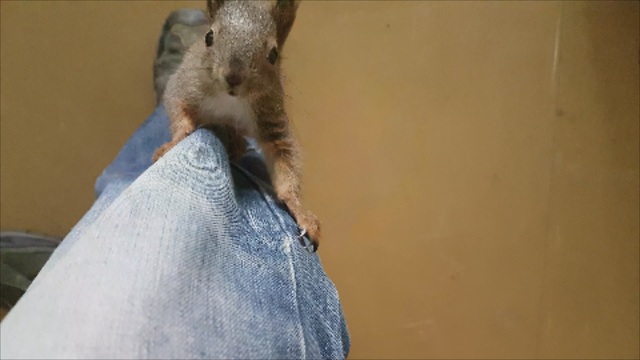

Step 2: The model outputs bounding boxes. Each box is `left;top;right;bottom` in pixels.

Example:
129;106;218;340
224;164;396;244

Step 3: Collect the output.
205;30;214;47
268;47;278;65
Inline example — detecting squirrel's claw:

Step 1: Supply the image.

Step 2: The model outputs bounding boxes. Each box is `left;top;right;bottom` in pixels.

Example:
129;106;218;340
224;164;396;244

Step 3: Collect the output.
298;228;318;253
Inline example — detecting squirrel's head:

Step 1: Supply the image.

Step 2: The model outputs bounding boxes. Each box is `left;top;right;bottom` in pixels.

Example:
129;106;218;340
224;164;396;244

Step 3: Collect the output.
203;0;300;98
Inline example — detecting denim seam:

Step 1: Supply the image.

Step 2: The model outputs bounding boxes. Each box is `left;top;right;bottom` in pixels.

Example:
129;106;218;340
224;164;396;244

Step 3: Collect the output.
230;162;308;357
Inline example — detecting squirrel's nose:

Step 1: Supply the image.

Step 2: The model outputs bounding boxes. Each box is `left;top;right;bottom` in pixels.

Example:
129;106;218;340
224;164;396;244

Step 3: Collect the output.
225;73;244;88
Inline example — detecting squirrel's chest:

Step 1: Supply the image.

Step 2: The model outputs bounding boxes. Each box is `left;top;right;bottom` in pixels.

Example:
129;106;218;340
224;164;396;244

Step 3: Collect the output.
197;95;257;136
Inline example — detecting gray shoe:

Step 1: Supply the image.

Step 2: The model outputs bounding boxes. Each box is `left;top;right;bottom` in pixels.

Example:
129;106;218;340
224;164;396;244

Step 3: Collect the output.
153;9;209;104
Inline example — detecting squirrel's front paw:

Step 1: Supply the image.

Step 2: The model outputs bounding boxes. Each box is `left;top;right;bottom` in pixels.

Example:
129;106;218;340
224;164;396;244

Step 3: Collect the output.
152;142;175;162
297;210;321;252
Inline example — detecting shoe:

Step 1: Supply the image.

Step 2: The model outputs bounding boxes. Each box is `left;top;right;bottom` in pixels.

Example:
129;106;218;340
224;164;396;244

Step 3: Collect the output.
153;9;209;104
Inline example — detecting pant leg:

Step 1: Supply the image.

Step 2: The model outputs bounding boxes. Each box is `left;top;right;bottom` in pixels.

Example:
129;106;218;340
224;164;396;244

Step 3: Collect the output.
0;109;350;359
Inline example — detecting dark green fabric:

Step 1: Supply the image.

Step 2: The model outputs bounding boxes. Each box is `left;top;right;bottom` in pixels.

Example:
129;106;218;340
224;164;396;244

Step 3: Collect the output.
0;233;59;310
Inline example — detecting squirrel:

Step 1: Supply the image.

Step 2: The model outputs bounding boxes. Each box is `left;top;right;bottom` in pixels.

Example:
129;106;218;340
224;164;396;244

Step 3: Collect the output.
153;0;321;251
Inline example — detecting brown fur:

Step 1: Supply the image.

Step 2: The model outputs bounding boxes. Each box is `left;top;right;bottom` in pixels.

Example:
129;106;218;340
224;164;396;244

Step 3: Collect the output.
153;0;320;249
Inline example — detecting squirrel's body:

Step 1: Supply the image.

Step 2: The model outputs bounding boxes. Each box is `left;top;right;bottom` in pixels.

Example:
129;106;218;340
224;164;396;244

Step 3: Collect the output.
154;0;320;249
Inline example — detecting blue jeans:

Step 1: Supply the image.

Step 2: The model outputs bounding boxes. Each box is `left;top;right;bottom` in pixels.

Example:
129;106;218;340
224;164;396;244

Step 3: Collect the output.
0;106;350;359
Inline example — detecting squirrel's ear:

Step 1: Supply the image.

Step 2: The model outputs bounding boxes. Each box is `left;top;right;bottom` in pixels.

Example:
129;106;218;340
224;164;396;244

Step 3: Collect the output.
273;0;301;46
206;0;224;21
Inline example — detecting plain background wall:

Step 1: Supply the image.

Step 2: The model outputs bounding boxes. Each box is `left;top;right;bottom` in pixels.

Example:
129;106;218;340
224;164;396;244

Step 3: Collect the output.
1;1;638;358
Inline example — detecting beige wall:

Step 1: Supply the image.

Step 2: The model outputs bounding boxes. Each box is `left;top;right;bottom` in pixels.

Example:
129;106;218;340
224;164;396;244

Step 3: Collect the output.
1;1;638;358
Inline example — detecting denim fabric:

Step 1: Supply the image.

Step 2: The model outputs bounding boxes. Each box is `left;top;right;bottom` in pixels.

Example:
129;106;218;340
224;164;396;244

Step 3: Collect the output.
0;106;350;359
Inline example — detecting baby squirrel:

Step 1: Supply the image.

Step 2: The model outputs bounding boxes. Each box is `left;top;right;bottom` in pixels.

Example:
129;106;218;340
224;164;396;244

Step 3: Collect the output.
153;0;321;250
